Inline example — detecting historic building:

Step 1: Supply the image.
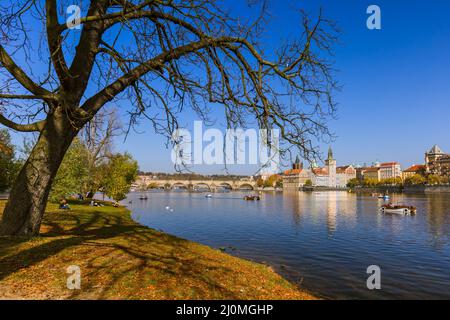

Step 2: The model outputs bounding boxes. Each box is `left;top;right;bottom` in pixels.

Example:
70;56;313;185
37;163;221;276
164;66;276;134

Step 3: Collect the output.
402;164;426;180
362;167;381;181
356;161;402;182
425;145;450;176
379;162;402;180
325;147;337;187
282;147;354;190
336;165;357;187
282;156;311;191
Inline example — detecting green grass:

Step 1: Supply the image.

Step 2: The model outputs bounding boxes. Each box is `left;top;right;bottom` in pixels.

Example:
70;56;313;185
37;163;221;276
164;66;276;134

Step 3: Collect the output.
0;200;316;299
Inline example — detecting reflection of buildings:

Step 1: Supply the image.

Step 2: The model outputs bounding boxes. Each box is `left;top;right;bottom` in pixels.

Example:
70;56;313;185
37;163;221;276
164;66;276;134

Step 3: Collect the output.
282;147;356;190
425;145;450;176
326;192;337;234
284;191;309;227
426;194;450;249
284;191;357;235
325;192;357;235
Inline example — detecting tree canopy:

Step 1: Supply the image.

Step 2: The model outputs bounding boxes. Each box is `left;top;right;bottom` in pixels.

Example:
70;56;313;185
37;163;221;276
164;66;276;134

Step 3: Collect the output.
0;0;338;161
0;129;19;192
103;153;138;201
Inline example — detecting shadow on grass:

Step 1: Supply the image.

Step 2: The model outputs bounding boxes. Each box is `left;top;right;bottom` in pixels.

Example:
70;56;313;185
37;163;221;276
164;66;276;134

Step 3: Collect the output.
0;205;246;299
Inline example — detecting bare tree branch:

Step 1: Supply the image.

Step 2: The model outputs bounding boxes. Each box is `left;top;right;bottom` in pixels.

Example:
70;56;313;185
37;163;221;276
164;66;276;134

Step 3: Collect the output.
0;113;45;132
0;45;53;99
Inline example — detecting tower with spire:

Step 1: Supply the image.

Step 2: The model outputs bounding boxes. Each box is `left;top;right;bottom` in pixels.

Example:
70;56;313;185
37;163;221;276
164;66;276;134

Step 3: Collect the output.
292;155;303;170
325;146;337;187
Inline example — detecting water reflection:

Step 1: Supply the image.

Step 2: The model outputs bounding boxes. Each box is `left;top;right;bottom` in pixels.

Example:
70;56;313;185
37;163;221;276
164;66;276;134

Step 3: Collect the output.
124;191;450;299
426;195;450;249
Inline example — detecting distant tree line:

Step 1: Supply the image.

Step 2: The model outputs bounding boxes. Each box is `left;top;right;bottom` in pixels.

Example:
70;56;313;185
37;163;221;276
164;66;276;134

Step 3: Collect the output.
347;174;450;188
1;111;138;202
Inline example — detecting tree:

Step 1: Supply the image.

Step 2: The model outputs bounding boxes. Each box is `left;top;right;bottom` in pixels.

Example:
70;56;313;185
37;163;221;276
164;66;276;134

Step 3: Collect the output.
256;178;264;188
379;177;402;186
0;1;338;236
0;129;19;192
49;138;90;202
80;108;123;195
304;179;313;187
147;182;159;189
427;174;442;185
103;153;138;201
263;174;279;187
363;178;379;187
404;174;426;186
346;178;359;188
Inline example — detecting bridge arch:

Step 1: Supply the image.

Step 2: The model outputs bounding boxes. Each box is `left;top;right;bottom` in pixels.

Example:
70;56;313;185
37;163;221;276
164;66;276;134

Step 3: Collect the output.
218;182;233;190
193;182;211;191
172;182;188;190
238;183;254;190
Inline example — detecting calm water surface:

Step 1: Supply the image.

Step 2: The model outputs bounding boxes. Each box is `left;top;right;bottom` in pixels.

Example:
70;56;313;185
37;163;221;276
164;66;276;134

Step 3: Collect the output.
124;191;450;299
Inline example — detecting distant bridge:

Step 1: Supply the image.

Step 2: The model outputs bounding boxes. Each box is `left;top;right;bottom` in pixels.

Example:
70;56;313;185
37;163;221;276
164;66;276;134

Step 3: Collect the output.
134;176;256;191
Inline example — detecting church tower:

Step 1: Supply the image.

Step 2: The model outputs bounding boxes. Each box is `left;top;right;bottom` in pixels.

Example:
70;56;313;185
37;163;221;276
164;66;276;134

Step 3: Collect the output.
292;155;303;170
325;146;337;187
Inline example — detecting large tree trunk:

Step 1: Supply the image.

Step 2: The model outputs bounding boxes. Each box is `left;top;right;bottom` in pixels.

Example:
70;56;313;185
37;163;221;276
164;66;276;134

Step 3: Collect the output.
0;110;78;236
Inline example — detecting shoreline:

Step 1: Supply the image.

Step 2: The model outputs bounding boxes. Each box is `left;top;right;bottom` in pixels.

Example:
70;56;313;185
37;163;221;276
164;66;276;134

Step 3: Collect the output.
0;200;317;300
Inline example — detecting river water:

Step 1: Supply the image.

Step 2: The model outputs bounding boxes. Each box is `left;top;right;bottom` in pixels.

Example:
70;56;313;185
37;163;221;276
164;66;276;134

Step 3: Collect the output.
124;190;450;299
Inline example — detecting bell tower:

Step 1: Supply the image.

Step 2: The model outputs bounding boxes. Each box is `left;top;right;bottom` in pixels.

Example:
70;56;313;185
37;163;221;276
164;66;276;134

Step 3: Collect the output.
292;155;303;170
325;146;337;187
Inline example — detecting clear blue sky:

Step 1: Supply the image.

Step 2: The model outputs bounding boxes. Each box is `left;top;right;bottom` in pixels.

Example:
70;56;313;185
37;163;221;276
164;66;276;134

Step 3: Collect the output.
116;0;450;174
8;0;450;174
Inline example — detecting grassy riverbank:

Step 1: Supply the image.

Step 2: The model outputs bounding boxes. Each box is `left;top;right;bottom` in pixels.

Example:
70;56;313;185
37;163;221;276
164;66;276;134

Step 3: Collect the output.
0;200;316;299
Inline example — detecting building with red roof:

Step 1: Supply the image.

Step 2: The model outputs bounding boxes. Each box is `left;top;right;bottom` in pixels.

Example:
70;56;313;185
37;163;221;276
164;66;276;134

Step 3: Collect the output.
402;164;426;180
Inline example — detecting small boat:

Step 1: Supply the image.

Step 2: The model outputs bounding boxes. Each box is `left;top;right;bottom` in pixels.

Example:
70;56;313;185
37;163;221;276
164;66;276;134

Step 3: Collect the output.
205;194;212;198
381;204;416;215
244;195;261;201
139;195;148;200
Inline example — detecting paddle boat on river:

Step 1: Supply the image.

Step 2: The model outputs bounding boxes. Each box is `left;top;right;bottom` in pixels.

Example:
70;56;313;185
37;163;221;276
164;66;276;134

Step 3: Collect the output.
380;203;417;215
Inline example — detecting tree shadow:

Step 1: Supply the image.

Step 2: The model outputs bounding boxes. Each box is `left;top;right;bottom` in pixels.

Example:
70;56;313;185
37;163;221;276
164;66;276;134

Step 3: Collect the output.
0;207;246;299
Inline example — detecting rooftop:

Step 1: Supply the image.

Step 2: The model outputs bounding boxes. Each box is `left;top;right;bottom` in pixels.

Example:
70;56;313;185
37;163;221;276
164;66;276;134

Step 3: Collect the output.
283;169;303;175
380;162;400;167
428;144;444;154
404;164;426;172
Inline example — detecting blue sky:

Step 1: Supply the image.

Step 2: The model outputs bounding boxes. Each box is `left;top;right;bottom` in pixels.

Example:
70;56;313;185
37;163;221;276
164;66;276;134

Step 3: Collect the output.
7;0;450;175
115;0;450;174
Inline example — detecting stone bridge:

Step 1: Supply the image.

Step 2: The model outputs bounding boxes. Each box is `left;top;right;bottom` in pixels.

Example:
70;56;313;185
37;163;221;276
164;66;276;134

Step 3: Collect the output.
134;176;256;191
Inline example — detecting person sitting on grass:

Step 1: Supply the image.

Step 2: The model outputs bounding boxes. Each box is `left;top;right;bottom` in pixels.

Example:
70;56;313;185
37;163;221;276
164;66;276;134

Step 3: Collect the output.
59;198;70;210
90;200;105;207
